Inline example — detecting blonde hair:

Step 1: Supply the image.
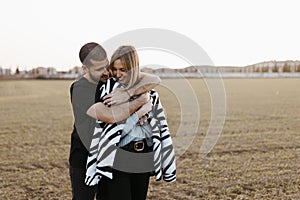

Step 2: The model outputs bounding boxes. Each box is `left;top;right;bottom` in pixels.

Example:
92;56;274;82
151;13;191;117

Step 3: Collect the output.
109;45;139;89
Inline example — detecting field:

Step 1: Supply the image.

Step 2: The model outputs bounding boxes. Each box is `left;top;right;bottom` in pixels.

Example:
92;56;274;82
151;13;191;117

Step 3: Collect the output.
0;79;300;199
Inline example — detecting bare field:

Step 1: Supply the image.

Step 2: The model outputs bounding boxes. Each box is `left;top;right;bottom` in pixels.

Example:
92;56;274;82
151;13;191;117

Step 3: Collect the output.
0;79;300;199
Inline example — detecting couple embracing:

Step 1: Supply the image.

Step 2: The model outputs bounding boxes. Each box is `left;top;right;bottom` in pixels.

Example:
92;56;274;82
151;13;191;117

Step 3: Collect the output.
69;42;176;200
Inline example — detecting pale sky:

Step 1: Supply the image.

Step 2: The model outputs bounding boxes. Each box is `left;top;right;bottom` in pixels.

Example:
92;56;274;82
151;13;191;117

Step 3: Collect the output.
0;0;299;71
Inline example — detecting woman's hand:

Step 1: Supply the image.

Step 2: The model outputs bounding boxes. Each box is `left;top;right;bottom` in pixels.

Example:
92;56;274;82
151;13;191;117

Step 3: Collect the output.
136;99;152;119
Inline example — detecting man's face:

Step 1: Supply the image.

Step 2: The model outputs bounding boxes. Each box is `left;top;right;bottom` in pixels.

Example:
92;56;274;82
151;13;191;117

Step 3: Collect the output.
87;59;110;83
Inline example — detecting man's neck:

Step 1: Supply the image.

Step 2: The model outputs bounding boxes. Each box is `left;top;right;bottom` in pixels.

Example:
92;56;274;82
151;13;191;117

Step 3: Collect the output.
83;74;98;85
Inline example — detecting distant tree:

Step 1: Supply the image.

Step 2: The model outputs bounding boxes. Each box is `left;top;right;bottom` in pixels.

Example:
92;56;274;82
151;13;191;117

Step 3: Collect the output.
262;66;268;73
272;64;278;73
15;67;20;74
297;64;300;72
282;63;290;72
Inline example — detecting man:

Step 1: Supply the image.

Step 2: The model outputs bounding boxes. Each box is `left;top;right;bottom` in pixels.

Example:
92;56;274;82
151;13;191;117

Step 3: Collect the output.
69;42;160;200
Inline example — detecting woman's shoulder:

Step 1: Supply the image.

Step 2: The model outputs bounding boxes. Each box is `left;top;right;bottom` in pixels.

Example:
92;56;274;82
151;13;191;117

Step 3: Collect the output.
149;89;161;105
102;77;117;85
100;77;119;88
149;89;159;96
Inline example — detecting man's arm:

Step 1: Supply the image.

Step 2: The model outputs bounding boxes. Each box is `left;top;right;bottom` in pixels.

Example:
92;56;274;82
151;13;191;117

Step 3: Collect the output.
103;72;160;105
87;92;150;124
127;72;161;97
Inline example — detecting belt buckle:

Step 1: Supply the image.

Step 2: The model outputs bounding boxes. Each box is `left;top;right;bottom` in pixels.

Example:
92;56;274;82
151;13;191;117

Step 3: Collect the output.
134;141;144;152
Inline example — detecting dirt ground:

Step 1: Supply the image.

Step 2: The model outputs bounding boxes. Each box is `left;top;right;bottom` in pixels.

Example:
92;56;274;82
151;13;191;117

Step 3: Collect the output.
0;79;299;199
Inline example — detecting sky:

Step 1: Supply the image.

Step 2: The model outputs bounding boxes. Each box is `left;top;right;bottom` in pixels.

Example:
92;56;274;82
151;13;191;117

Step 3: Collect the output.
0;0;299;71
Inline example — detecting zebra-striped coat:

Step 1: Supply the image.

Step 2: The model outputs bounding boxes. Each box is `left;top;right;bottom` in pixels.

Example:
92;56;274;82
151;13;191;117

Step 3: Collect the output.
85;78;176;186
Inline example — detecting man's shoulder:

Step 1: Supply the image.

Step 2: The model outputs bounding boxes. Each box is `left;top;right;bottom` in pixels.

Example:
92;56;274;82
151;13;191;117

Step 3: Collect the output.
72;77;94;88
71;77;83;87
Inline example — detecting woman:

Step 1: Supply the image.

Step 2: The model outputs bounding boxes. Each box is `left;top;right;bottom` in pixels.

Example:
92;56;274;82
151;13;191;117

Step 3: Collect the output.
85;45;176;200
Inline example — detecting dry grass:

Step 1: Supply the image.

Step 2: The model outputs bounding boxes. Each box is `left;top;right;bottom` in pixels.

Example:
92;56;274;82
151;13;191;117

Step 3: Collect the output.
0;79;300;199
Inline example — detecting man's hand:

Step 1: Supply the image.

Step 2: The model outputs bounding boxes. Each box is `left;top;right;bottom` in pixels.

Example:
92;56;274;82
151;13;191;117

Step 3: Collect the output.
103;88;130;106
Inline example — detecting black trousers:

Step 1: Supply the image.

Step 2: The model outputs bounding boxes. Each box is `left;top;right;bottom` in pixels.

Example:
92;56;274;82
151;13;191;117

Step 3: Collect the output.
98;141;153;200
99;169;150;200
69;166;101;200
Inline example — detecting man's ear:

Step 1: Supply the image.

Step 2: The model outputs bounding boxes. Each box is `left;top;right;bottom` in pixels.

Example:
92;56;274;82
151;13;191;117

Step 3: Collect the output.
82;65;88;73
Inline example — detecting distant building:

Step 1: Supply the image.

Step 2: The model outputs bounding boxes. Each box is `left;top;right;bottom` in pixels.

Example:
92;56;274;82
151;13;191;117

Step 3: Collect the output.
26;67;57;78
0;67;11;75
47;67;57;76
141;67;154;74
2;59;300;79
70;66;83;76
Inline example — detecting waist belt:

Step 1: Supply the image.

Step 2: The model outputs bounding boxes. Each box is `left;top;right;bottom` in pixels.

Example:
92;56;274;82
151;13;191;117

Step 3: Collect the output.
121;139;153;153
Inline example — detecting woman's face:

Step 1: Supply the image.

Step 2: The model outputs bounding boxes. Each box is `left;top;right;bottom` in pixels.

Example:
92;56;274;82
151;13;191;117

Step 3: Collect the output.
112;59;130;85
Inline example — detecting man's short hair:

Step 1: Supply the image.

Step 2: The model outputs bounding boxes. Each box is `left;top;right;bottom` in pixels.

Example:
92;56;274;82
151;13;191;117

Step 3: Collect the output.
79;42;107;67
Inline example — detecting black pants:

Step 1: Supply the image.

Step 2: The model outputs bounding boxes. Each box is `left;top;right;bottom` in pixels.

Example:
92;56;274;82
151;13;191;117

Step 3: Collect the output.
69;166;101;200
99;169;150;200
99;141;153;200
